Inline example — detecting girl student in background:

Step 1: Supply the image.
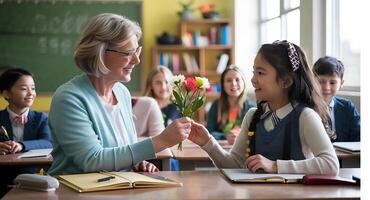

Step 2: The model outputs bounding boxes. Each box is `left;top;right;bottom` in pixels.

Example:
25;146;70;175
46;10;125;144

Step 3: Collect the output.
0;68;52;155
144;65;181;127
189;40;339;174
207;65;255;145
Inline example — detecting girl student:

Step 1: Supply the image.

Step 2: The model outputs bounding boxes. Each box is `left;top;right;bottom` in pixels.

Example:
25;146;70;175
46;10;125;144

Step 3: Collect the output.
0;68;52;155
144;65;181;127
207;65;255;145
189;40;339;174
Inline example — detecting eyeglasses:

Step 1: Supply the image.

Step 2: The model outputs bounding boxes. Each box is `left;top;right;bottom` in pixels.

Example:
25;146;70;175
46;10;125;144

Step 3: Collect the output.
106;46;142;58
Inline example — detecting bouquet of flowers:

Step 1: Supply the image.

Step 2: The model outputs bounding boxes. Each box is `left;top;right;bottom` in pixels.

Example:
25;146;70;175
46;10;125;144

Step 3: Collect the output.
170;75;210;150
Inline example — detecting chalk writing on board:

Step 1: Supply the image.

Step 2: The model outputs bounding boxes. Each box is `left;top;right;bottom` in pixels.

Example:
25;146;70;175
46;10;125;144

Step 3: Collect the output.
38;37;73;56
31;13;89;34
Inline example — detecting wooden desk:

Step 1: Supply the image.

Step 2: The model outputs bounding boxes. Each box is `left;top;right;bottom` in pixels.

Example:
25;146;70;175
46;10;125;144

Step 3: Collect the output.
154;148;173;171
2;168;360;200
0;153;53;166
0;149;172;170
171;146;214;170
335;149;360;168
171;140;361;170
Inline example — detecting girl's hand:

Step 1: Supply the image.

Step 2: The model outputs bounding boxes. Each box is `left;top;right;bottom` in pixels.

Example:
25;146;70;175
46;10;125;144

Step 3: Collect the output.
0;141;13;155
133;161;159;173
245;154;277;173
152;117;192;152
188;121;211;146
227;126;241;145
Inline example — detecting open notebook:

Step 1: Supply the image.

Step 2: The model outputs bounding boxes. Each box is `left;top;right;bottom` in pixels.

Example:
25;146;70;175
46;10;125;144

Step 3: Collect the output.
17;148;53;158
58;171;182;193
333;142;360;153
221;169;304;183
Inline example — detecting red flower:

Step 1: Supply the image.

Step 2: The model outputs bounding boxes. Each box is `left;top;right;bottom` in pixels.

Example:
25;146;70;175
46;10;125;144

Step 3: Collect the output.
206;86;212;93
183;77;197;91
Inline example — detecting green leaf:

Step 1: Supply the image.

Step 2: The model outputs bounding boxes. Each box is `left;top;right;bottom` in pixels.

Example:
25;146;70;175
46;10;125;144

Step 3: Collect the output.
172;90;183;107
191;96;205;112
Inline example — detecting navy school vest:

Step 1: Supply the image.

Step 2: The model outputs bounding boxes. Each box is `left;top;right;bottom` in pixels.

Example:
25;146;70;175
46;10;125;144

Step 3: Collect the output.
253;104;306;161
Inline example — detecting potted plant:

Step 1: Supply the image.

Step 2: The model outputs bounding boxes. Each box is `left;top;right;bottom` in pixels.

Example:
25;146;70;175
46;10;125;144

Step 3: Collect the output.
178;0;195;21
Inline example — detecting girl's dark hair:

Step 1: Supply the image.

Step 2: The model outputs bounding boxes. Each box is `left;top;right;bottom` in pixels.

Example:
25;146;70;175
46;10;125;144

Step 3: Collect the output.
217;65;247;129
0;68;33;92
248;40;328;132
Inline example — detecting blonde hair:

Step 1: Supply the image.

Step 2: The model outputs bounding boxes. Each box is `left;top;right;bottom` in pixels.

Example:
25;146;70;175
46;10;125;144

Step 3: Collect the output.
74;13;142;77
144;65;173;98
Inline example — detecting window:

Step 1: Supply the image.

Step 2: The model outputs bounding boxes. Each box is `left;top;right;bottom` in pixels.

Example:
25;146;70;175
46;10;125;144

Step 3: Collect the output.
260;0;300;45
326;0;360;89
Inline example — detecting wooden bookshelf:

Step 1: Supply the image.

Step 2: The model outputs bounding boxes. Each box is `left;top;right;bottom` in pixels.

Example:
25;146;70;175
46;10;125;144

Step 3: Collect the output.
151;19;234;124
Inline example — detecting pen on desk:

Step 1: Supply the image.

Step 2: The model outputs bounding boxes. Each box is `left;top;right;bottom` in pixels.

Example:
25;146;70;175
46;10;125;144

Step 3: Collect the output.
97;176;115;182
1;126;10;140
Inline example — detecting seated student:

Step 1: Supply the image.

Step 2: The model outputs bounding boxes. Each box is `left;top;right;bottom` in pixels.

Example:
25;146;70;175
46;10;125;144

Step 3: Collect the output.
144;65;181;127
0;68;52;154
313;56;360;142
207;65;255;144
131;96;165;138
189;41;339;175
0;68;52;197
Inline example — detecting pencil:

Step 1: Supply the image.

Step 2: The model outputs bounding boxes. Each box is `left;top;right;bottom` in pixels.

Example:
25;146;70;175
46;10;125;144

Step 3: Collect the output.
1;126;10;140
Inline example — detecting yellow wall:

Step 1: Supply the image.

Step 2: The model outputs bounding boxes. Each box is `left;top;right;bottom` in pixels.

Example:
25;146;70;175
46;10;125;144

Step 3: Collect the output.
0;0;234;112
142;0;234;83
0;95;52;112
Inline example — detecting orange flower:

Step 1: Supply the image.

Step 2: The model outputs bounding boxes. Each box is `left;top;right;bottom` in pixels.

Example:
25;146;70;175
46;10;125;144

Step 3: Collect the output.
199;3;214;13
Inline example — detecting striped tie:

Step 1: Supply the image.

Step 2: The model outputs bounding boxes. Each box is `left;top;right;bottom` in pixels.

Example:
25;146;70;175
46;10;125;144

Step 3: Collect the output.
271;112;280;128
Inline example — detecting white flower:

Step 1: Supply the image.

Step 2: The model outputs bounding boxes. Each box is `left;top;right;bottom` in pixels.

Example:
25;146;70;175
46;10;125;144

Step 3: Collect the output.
169;74;185;87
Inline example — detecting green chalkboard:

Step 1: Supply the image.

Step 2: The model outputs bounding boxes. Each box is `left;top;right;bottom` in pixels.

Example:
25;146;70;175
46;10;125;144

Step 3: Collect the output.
0;0;142;92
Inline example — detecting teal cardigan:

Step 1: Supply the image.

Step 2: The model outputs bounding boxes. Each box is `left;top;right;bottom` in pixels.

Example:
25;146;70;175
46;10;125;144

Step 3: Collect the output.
47;74;155;175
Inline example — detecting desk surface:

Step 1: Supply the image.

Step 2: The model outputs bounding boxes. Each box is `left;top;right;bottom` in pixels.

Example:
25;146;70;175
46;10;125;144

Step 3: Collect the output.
0;149;171;167
2;168;360;200
172;140;360;160
0;153;53;166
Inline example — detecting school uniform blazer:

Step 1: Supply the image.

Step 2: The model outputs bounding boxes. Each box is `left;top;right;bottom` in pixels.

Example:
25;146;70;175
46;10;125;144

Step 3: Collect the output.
332;96;360;142
47;74;155;175
0;109;52;151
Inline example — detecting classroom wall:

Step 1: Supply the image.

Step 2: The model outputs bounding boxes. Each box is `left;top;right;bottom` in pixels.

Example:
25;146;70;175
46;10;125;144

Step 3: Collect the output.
0;0;233;111
142;0;234;86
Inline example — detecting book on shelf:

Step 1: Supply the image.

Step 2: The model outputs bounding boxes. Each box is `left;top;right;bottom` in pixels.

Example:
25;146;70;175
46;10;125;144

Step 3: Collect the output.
172;53;181;72
182;53;194;73
216;53;229;74
220;25;231;45
58;171;182;193
221;168;304;183
333;142;360;153
190;55;199;73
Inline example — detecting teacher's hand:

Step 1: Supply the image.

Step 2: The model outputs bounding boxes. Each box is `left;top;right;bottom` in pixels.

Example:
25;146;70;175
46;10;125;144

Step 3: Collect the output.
133;160;159;173
152;117;192;152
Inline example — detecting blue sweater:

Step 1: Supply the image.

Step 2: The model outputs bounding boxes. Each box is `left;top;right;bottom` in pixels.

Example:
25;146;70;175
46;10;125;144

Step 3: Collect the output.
0;109;52;151
47;74;155;175
331;96;360;142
